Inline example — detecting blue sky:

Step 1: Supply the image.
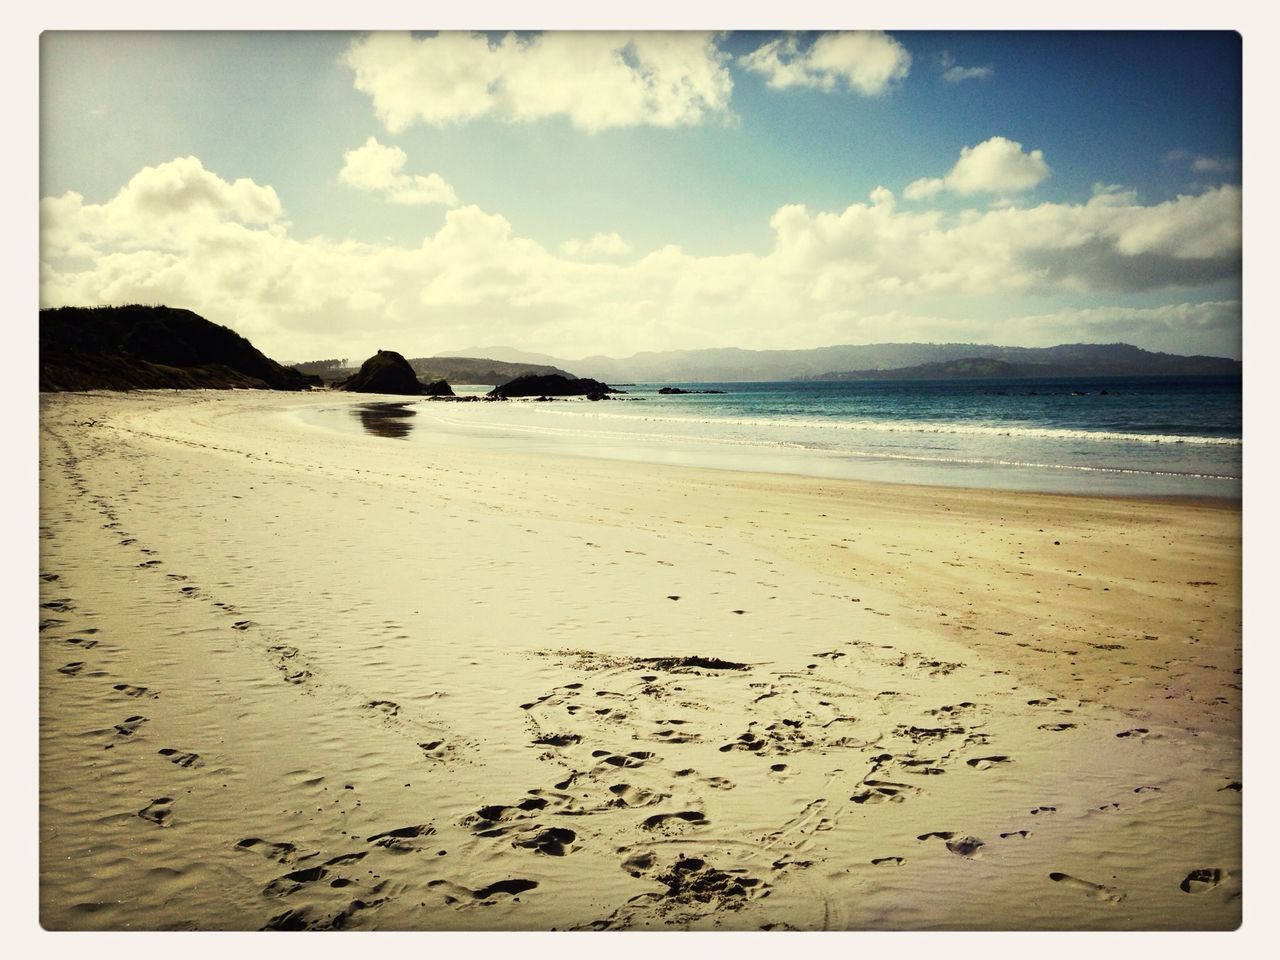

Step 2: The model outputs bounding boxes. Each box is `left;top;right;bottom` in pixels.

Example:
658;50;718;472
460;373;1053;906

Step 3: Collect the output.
39;30;1242;361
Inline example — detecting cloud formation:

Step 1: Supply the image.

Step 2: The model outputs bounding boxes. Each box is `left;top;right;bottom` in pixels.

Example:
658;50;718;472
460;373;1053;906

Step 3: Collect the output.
1191;155;1237;173
938;51;993;83
40;157;1240;362
343;31;733;133
339;137;459;206
740;31;911;95
559;232;632;258
906;136;1050;199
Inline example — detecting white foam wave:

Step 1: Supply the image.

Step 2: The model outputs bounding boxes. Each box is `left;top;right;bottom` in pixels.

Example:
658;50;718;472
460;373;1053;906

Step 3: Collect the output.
413;408;1239;482
522;406;1240;446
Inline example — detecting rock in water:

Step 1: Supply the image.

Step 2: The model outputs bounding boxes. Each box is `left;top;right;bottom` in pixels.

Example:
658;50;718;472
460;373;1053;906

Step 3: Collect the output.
340;350;433;395
488;373;620;398
422;379;454;397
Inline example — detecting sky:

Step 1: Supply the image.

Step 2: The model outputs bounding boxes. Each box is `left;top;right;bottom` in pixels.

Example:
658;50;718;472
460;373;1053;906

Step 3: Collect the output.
38;30;1243;363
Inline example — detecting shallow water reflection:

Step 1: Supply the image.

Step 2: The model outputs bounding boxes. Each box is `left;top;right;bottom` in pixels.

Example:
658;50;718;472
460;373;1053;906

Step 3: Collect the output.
353;402;417;439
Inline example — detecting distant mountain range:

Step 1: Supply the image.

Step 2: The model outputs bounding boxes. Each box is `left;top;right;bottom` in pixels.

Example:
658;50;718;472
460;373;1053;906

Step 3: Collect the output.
40;307;1241;395
442;342;1241;383
407;356;573;385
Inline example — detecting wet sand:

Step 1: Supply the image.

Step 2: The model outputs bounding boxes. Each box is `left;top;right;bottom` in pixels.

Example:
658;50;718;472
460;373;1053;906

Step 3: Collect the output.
38;390;1241;931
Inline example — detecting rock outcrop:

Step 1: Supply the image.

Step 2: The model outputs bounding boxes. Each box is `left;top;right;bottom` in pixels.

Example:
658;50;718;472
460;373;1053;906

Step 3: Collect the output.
39;305;313;392
340;350;432;395
488;373;619;399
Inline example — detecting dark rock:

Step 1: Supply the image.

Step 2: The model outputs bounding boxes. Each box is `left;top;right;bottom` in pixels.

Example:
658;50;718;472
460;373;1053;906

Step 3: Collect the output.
658;386;725;395
422;379;454;396
340;350;429;395
488;373;619;399
39;304;313;392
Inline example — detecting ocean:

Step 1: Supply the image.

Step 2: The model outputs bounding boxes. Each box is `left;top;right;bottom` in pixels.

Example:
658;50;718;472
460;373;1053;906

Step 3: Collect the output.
302;375;1242;499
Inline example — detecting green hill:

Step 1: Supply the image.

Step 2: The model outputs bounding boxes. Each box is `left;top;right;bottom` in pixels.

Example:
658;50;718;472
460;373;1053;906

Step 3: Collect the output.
40;305;313;392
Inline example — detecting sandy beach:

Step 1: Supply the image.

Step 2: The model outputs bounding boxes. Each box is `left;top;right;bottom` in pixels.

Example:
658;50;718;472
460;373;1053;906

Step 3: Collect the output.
38;389;1241;931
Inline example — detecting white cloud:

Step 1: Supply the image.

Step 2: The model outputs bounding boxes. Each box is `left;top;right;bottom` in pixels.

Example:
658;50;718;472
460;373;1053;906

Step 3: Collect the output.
339;137;459;206
343;31;733;133
39;156;283;261
40;157;1240;362
945;137;1049;195
741;31;910;95
903;177;944;201
906;136;1049;200
1191;155;1236;173
559;232;632;258
938;51;993;83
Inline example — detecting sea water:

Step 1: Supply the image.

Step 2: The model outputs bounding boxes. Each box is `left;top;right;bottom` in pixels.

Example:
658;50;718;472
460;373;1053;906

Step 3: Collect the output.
302;376;1241;498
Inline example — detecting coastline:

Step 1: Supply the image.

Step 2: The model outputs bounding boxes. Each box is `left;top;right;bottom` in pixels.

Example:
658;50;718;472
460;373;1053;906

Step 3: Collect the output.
38;390;1242;930
295;387;1243;500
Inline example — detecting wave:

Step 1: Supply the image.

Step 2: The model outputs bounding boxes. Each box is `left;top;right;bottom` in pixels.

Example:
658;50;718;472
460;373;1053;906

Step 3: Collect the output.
414;408;1240;482
517;404;1241;446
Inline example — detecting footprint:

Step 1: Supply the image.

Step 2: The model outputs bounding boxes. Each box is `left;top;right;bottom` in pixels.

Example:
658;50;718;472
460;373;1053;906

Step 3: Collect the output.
471;878;538;900
1038;722;1076;731
419;740;448;760
514;827;576;857
262;853;367;897
231;620;256;631
113;715;148;736
850;783;907;805
367;824;436;851
600;751;653;768
463;797;550;836
114;683;154;698
1115;728;1150;739
138;797;174;826
533;733;581;747
871;856;905;866
640;811;707;832
1000;830;1030;839
236;837;299;863
1180;869;1224;894
966;756;1013;770
945;836;985;858
917;831;955;842
263;865;329;897
1030;806;1057;815
365;700;400;717
57;662;85;676
158;747;202;768
1048;872;1125;903
608;783;667;808
65;637;99;649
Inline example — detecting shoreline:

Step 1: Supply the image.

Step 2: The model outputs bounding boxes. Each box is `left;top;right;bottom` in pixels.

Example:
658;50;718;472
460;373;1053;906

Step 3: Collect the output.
38;390;1242;930
294;388;1243;501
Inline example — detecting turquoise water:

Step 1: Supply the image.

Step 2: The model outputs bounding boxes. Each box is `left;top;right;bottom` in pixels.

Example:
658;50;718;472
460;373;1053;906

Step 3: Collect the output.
303;376;1242;498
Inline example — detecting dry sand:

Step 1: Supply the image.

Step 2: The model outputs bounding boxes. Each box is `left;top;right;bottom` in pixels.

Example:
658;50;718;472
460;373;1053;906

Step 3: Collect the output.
38;390;1241;931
